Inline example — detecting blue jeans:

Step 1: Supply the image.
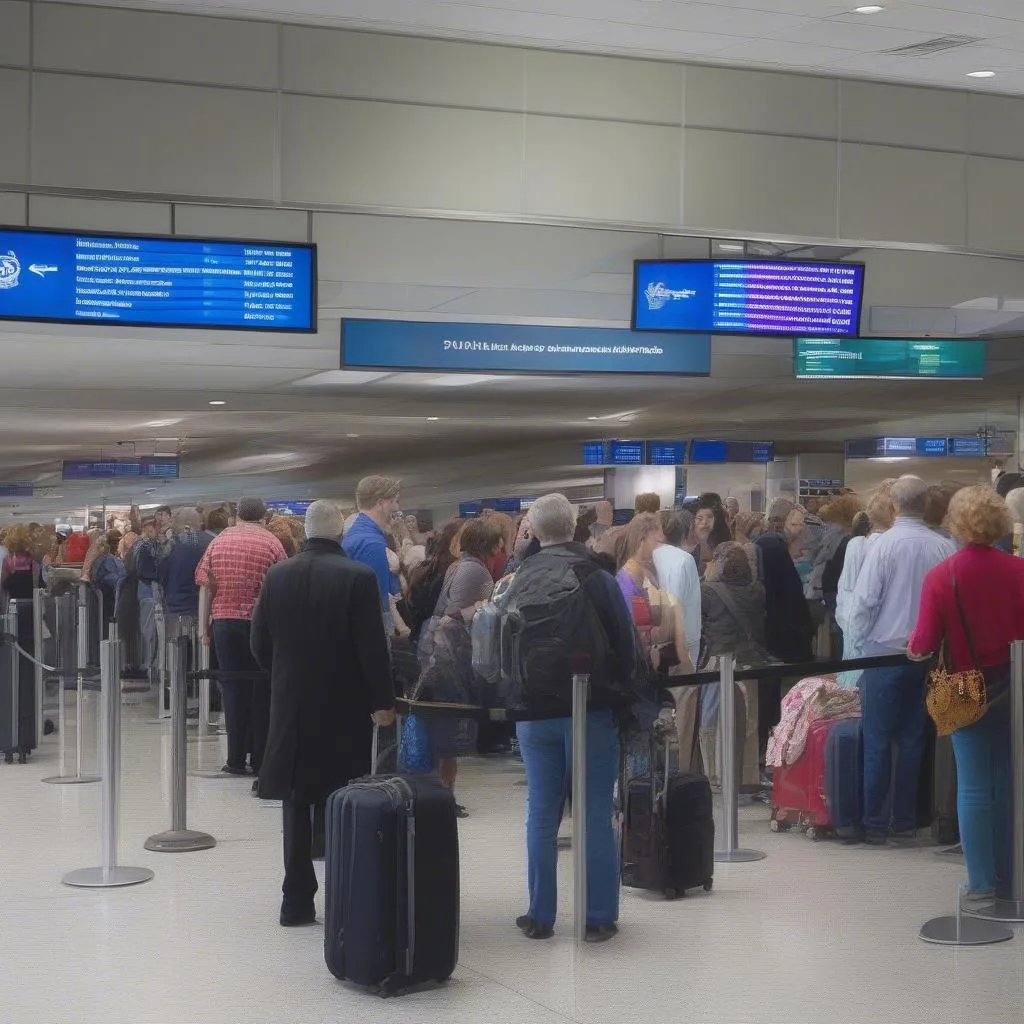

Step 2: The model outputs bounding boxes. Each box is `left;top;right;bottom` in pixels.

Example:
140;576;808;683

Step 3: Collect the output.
951;699;1012;894
516;709;620;929
860;661;928;833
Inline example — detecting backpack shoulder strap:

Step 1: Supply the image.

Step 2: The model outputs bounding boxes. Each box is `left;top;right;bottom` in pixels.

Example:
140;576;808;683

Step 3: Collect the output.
708;582;757;644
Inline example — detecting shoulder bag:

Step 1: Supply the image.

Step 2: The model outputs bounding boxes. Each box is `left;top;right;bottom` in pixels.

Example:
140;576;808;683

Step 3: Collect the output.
925;570;987;737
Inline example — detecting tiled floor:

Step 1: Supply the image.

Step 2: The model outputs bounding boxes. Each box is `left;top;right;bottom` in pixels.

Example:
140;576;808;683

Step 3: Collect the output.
2;699;1023;1024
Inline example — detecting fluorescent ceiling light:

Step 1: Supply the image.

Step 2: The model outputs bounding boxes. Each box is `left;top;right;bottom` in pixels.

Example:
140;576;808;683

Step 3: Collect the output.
967;70;996;78
428;374;503;387
346;433;360;439
853;5;884;12
717;243;745;252
291;370;393;386
209;400;227;406
869;456;912;462
426;416;440;422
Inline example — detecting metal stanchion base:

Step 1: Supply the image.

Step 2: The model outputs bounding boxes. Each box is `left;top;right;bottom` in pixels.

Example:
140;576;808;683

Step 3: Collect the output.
144;829;216;853
715;848;767;863
41;774;100;785
962;898;1024;923
919;915;1014;945
63;866;155;888
188;768;247;779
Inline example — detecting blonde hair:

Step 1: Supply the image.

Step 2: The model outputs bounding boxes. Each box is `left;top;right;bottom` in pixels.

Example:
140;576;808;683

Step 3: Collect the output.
866;489;896;532
634;493;661;515
947;486;1012;547
355;476;401;512
621;512;662;570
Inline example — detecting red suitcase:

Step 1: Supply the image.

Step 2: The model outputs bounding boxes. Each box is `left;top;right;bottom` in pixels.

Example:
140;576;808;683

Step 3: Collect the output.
770;718;836;841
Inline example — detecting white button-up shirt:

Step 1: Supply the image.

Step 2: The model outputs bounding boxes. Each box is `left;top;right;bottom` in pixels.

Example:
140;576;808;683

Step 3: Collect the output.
848;517;956;655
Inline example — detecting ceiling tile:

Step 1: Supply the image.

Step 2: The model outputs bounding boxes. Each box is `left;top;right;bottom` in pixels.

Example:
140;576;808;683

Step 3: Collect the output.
766;20;940;52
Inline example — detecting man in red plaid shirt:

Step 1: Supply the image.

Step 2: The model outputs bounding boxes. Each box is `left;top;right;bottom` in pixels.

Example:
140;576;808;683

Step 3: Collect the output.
196;497;287;778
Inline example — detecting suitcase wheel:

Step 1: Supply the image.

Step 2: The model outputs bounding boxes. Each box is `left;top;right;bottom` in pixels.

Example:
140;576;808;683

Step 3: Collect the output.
806;826;822;842
769;811;791;833
664;887;682;900
703;879;713;892
3;752;12;765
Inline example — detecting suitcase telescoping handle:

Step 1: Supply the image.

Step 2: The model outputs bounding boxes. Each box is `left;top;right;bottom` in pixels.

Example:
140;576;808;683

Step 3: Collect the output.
371;722;380;777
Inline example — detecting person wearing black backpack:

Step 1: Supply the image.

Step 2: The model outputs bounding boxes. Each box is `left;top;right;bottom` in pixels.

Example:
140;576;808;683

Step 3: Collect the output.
510;493;636;943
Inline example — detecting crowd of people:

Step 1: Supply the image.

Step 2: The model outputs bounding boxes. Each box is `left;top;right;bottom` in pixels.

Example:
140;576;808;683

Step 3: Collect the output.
4;468;1024;935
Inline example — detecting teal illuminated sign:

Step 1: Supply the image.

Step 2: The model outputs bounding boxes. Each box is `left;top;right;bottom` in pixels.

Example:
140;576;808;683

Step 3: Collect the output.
794;338;984;380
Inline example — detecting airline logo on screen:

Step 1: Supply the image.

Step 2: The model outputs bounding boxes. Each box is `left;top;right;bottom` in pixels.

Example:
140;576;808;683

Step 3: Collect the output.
0;250;21;290
644;281;697;311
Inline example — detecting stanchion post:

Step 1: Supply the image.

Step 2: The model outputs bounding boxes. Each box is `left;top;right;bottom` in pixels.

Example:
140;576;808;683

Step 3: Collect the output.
145;635;216;853
32;588;44;748
42;593;97;785
571;669;589;947
63;638;154;888
962;639;1024;924
76;583;89;776
714;654;765;864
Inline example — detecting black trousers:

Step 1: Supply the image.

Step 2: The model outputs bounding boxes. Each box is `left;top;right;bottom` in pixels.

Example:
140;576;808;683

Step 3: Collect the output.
212;618;269;773
282;798;324;913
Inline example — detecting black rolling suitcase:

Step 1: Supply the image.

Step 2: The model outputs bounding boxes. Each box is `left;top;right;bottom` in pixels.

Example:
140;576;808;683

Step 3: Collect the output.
324;760;459;996
621;737;714;899
1;600;37;763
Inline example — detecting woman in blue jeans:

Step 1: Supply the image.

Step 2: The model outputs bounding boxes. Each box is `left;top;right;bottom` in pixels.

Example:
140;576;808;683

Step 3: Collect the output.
512;493;637;943
909;486;1024;906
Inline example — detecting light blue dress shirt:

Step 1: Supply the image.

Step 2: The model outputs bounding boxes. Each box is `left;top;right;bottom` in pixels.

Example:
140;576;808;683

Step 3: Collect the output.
848;517;956;656
652;543;702;667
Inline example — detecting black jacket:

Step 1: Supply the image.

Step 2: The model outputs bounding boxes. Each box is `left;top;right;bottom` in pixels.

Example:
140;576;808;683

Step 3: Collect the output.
754;533;813;664
251;538;393;803
701;580;769;665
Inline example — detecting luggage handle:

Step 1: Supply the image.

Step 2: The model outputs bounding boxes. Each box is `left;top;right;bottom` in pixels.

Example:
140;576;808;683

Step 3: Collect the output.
371;723;380;777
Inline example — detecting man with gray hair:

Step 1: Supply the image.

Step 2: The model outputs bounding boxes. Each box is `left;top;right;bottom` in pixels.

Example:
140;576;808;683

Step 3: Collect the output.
252;499;394;927
848;475;956;845
510;493;636;942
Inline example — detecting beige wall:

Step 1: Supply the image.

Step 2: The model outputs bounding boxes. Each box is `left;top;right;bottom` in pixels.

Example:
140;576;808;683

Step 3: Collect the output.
2;1;1024;253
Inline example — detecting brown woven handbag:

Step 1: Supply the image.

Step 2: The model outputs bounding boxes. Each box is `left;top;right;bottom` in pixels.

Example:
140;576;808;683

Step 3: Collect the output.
925;572;987;737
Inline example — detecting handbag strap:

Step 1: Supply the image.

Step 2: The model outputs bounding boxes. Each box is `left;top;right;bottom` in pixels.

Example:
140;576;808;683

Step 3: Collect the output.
711;583;758;646
951;568;982;671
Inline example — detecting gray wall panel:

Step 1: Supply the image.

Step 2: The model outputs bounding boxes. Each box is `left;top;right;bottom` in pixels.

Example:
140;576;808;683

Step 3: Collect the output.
685;66;838;138
840;81;967;151
525;116;680;223
525;50;682;125
282;27;523;110
684;129;837;237
967;157;1024;253
0;69;29;184
31;74;278;199
29;195;172;233
0;191;27;225
282;95;523;212
33;4;280;89
969;94;1024;161
0;0;30;67
174;205;309;243
839;144;966;246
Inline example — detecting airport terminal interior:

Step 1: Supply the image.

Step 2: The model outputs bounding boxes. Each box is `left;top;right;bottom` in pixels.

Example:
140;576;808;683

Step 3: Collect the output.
4;0;1024;1020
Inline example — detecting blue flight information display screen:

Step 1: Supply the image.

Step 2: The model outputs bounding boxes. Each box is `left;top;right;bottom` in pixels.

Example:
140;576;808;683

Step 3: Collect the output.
690;440;775;464
0;483;32;497
62;458;180;480
950;436;985;457
646;441;687;466
266;500;314;517
608;440;645;466
0;228;317;332
633;259;865;337
583;442;607;466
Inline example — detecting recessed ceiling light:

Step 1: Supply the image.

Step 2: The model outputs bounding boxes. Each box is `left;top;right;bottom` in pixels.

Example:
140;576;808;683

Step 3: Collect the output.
346;433;359;439
209;400;227;406
426;416;440;422
967;70;996;78
587;416;600;421
853;5;884;12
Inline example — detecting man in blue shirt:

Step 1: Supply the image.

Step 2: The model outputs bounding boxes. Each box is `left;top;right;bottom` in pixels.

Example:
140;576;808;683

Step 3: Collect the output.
342;475;401;630
848;475;956;845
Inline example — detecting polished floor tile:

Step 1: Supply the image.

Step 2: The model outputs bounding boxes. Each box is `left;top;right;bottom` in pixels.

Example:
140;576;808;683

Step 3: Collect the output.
2;702;1023;1024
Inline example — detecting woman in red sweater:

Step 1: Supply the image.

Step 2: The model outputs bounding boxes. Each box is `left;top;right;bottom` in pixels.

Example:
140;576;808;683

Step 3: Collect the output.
908;486;1024;906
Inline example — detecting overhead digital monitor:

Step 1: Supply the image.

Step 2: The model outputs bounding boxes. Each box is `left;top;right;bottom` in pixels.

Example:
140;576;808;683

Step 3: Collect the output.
266;500;314;517
949;436;986;457
917;438;949;457
0;483;32;497
62;458;180;480
633;259;864;337
341;319;711;376
0;227;316;332
583;442;608;466
607;440;645;466
794;338;985;379
646;441;687;466
458;501;484;517
689;440;775;464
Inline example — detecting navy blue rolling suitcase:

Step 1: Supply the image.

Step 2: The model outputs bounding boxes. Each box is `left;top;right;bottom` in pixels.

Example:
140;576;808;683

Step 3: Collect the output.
824;717;862;837
324;771;459;996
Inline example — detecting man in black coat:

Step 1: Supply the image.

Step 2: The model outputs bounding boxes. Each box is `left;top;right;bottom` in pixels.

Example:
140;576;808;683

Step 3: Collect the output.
251;500;395;927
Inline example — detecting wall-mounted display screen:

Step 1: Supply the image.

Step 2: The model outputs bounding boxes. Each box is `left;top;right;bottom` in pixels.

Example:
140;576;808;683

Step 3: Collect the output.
0;227;316;332
62;458;180;480
607;440;645;466
342;319;711;376
846;436;999;458
0;483;32;497
949;436;986;457
633;260;864;337
266;500;314;517
794;338;985;379
645;441;687;466
583;442;607;466
689;440;775;464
